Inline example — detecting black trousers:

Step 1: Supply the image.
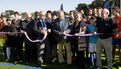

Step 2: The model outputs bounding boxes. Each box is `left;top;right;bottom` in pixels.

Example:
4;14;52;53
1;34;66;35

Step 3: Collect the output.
25;40;37;62
44;36;51;62
77;51;85;69
25;40;32;62
74;43;85;69
13;36;23;61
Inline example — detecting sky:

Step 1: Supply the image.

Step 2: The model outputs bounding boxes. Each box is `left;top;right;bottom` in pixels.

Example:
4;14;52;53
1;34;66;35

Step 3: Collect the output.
0;0;94;13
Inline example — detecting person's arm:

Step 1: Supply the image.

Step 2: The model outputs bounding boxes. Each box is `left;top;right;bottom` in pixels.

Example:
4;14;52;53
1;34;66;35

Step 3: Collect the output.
95;20;99;34
7;26;16;36
93;28;98;36
20;20;25;33
33;22;47;34
52;19;61;35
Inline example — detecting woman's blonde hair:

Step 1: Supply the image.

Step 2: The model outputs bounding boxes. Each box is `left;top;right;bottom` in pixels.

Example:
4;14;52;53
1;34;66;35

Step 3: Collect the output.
74;11;83;20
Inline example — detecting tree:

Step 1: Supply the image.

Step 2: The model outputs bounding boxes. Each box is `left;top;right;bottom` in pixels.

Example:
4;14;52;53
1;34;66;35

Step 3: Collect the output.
89;1;97;8
5;10;14;19
21;12;26;19
5;10;14;15
90;0;120;8
76;0;120;11
89;0;105;8
76;3;88;11
110;0;120;7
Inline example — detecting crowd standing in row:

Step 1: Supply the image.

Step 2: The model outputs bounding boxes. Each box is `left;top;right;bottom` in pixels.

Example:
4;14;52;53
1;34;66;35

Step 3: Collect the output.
0;6;120;69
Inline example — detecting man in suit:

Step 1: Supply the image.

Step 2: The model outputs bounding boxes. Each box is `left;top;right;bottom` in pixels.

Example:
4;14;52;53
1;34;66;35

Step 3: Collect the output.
33;11;47;67
21;13;35;64
53;11;72;65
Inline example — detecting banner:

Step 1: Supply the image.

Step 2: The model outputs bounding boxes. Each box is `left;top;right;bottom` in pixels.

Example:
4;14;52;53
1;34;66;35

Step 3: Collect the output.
24;32;47;43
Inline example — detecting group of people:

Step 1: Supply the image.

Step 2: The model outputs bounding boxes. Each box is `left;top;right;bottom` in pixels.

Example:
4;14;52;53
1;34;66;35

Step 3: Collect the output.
0;6;120;69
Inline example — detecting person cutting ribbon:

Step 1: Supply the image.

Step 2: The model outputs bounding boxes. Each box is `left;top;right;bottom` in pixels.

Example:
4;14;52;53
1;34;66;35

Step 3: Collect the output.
32;11;47;67
20;13;37;64
52;10;72;65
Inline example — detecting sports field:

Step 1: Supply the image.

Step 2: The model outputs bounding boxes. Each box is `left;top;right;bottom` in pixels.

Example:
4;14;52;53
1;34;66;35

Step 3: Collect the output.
0;44;120;69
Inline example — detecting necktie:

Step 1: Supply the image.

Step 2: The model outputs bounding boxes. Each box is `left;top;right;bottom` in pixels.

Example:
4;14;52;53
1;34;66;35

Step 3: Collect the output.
41;20;47;30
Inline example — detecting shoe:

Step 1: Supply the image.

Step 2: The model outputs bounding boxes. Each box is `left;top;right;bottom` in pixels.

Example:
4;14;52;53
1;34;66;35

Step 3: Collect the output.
52;58;57;63
5;58;10;62
25;62;29;65
90;65;94;69
19;60;23;63
14;61;18;65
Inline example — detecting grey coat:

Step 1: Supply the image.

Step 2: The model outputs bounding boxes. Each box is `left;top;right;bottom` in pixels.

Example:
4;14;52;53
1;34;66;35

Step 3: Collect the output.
52;17;72;43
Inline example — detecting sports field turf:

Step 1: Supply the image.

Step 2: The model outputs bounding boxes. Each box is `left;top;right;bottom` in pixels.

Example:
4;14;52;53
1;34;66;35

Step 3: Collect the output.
0;45;120;69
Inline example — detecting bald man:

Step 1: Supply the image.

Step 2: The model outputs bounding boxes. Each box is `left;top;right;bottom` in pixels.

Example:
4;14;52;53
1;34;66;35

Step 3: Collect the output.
95;9;117;69
21;13;35;64
33;10;47;67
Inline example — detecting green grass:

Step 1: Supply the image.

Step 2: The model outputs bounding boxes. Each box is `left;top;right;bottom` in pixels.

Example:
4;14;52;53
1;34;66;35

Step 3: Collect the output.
0;62;27;69
0;44;120;69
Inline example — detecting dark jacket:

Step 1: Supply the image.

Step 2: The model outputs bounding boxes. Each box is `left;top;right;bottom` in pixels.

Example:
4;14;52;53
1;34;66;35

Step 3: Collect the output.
22;19;35;44
0;25;17;47
96;17;117;39
33;19;47;42
52;17;72;43
12;19;23;32
70;21;83;45
12;19;23;38
34;18;40;24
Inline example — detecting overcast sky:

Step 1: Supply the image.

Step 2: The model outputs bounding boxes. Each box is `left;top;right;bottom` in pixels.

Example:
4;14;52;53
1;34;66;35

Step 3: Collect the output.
0;0;94;13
